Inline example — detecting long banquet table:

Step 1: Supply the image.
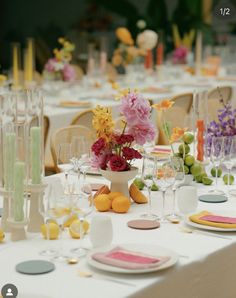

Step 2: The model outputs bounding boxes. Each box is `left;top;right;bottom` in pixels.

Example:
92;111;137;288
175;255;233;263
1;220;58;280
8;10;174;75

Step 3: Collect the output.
1;171;236;298
43;75;236;167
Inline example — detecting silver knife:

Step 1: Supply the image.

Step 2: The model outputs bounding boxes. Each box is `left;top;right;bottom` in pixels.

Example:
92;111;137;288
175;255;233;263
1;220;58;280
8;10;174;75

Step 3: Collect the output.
193;229;232;240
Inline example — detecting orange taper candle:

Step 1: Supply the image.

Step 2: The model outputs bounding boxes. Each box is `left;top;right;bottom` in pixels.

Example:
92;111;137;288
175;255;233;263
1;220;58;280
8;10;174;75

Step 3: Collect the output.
196;119;204;161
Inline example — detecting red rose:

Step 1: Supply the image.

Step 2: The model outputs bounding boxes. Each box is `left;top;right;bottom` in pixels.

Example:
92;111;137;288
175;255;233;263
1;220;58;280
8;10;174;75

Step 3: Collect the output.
91;138;106;156
114;134;134;145
122;147;142;160
108;155;128;171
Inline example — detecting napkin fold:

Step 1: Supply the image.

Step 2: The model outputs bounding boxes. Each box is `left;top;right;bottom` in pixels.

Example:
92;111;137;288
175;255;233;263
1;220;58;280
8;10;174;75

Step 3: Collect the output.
59;101;91;108
189;211;236;228
92;246;170;270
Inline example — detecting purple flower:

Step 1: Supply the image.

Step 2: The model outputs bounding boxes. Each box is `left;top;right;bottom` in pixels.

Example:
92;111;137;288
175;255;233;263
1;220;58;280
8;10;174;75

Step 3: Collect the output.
63;64;76;81
173;46;188;64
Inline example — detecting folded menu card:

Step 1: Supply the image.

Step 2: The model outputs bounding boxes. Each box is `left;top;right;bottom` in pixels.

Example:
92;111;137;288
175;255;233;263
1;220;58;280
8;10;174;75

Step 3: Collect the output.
189;211;236;228
92;246;170;270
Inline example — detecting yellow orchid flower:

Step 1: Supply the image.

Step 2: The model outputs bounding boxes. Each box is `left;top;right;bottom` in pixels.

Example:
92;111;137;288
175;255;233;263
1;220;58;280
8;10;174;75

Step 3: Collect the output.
152;99;174;111
169;127;188;143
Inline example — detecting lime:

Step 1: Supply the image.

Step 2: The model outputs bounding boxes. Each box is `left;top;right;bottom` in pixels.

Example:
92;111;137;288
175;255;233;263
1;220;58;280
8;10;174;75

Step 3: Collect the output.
144;174;153;180
133;178;145;190
174;152;182;158
184;165;190;174
184;155;195;167
151;183;159;191
195;172;207;183
223;174;234;185
190;164;202;176
202;177;213;185
211;167;222;177
178;144;190;155
183;132;194;144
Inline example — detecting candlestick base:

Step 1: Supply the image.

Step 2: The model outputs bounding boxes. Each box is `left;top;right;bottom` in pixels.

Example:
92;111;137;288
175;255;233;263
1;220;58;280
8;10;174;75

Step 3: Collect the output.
8;218;27;241
0;188;12;232
27;183;47;232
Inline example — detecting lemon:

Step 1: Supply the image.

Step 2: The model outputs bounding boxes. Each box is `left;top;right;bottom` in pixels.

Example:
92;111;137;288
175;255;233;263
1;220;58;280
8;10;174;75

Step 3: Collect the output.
63;214;78;228
69;219;90;239
41;222;60;240
184;165;190;174
202;177;213;185
0;229;5;242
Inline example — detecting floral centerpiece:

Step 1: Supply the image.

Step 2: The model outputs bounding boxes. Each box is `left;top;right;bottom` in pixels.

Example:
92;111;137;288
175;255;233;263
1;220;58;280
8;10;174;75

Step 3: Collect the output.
112;27;158;72
43;38;76;82
152;99;205;184
91;90;156;196
91;90;156;171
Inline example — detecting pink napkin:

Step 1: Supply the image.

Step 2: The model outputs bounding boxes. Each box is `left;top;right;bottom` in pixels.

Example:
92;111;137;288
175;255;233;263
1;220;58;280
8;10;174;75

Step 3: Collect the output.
92;246;170;270
200;215;236;224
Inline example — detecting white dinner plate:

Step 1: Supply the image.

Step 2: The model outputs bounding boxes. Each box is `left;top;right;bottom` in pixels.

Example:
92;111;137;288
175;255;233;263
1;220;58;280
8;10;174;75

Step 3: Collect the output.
184;211;236;232
87;243;179;274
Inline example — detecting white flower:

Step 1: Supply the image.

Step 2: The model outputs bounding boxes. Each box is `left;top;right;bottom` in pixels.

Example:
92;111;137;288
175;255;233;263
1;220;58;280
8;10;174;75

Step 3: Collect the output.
136;19;146;30
137;30;158;50
54;62;64;71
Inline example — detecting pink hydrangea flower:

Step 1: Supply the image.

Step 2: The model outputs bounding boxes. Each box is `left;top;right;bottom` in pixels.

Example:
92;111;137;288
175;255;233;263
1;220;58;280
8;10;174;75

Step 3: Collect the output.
173;46;188;64
63;64;76;81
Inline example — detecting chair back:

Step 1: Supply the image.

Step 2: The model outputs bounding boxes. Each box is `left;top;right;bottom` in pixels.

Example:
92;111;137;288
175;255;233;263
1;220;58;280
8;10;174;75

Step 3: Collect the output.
157;93;193;145
50;125;93;173
71;109;96;137
206;86;232;122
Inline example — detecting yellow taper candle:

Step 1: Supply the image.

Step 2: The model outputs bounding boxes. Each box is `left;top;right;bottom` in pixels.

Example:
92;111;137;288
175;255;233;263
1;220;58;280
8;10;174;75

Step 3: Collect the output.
26;38;34;82
12;43;20;88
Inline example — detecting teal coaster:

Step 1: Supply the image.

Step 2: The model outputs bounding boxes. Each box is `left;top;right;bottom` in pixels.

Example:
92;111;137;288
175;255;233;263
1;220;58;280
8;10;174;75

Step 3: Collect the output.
199;194;227;203
16;260;55;275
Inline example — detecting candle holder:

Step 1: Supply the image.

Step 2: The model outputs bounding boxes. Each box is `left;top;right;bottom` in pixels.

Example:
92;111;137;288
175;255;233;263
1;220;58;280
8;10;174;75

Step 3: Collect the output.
7;162;29;241
0;188;12;232
27;183;47;232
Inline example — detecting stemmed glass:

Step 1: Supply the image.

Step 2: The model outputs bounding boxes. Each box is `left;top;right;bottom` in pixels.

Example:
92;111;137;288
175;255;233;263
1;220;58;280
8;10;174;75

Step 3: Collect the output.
223;136;236;195
209;136;225;194
153;159;176;222
166;156;185;222
140;156;159;220
57;143;73;192
48;194;71;262
70;184;93;257
38;184;57;257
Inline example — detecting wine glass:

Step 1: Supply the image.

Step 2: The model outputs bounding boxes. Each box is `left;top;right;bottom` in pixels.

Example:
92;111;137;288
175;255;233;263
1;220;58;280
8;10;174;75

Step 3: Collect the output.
223;136;236;195
140;156;159;220
70;184;93;257
48;194;71;262
166;156;185;222
153;159;176;222
209;136;225;194
57;143;73;192
38;184;57;257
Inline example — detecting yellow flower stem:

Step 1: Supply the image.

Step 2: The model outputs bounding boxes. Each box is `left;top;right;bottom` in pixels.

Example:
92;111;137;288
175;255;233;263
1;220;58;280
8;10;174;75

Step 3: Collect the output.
162;112;174;154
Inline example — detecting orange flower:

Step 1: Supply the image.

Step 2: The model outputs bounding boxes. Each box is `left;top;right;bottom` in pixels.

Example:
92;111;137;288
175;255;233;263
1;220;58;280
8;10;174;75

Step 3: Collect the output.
152;99;174;111
169;127;188;143
116;27;134;46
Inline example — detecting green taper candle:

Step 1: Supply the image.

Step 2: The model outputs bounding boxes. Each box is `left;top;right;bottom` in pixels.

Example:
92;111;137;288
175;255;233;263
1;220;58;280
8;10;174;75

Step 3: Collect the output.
13;161;25;221
30;127;42;184
4;132;16;191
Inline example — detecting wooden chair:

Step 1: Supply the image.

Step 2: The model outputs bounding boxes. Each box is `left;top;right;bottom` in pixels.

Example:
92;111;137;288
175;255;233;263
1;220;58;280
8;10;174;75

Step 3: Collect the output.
156;93;193;145
207;86;232;122
71;109;96;138
50;125;93;173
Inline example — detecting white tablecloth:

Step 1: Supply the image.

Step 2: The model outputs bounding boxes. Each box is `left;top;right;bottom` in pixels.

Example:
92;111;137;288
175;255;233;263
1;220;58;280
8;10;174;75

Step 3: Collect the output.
1;171;236;298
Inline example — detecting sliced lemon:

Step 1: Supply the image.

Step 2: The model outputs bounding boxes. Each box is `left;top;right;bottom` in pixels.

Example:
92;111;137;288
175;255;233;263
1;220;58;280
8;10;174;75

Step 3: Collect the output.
63;214;78;228
69;219;89;239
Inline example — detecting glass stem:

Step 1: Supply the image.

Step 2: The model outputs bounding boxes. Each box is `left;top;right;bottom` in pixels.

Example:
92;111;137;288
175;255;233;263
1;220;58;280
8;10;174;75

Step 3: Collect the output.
79;217;84;250
172;188;176;215
162;190;166;218
148;187;152;216
215;166;218;190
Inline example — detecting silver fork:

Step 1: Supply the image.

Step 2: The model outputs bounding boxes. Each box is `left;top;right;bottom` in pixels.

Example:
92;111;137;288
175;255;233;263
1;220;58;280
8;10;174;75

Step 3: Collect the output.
180;226;232;240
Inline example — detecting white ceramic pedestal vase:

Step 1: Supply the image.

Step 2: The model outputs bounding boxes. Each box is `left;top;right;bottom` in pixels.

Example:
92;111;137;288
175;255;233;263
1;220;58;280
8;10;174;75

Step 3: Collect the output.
0;188;12;232
100;167;138;198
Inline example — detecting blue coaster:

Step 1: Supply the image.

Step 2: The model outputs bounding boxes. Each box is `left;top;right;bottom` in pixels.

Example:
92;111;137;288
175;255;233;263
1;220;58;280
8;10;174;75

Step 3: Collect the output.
199;194;227;203
16;260;55;275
